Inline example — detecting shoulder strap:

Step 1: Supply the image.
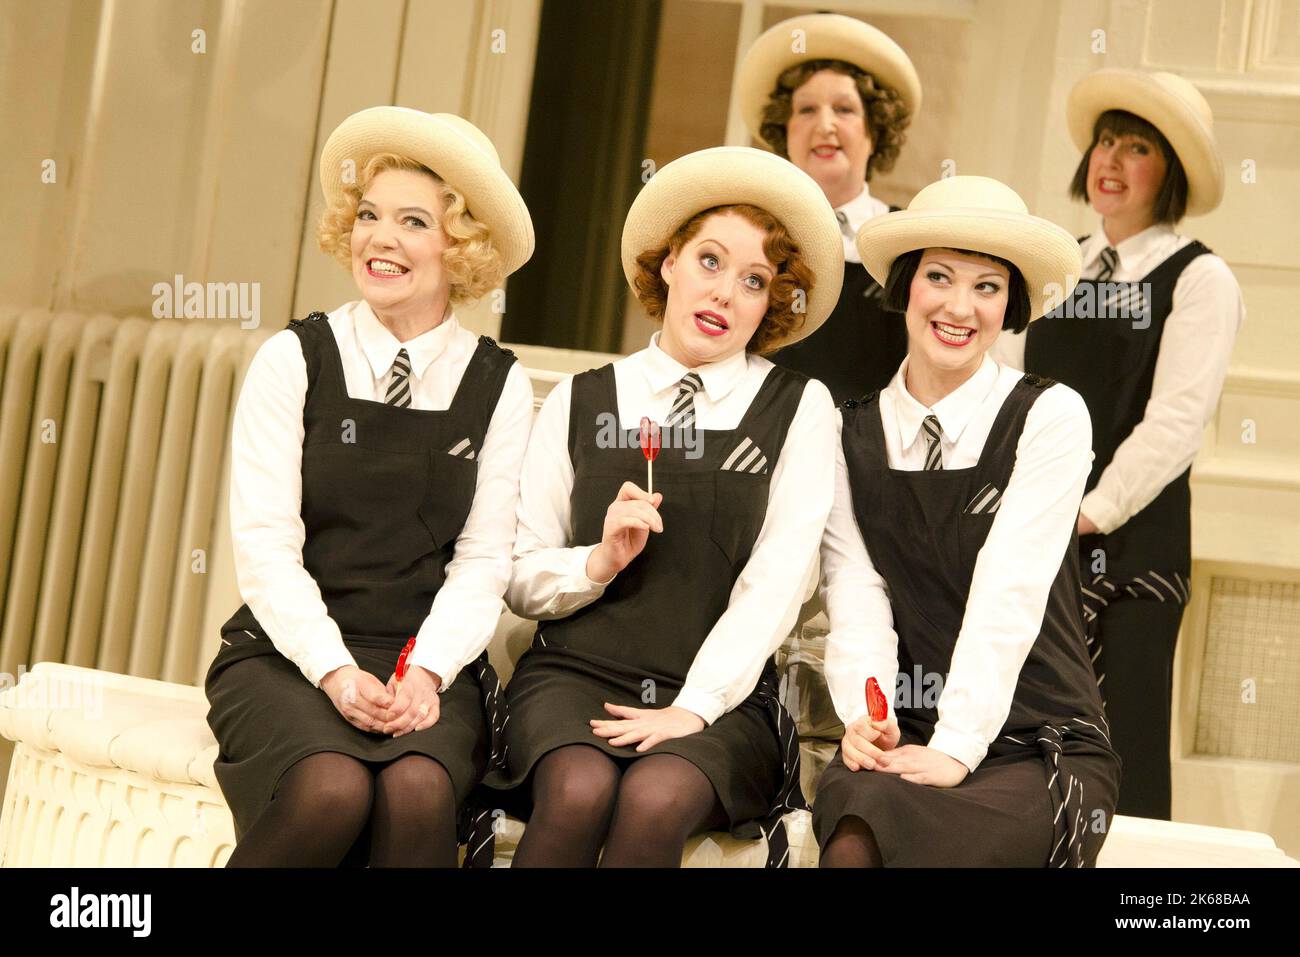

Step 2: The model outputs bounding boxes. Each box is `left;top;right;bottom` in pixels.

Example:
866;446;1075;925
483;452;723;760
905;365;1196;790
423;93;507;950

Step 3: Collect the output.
453;334;520;441
1141;239;1212;285
838;389;886;470
567;363;617;463
732;364;811;466
975;373;1056;480
285;310;337;408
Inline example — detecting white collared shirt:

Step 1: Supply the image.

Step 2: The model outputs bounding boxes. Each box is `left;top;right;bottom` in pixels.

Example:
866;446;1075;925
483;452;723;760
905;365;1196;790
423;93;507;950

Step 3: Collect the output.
819;354;1093;772
229;299;534;689
990;222;1245;533
835;182;892;263
508;332;836;725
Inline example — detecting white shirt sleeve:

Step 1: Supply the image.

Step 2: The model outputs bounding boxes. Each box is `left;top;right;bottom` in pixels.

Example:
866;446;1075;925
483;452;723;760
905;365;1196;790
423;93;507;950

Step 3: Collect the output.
674;380;837;725
228;330;355;687
507;376;613;619
407;362;533;690
819;410;900;729
927;384;1093;772
1080;254;1245;533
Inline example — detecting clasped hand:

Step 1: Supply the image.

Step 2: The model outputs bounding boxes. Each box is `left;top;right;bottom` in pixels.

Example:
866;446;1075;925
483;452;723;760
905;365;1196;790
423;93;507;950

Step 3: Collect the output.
321;664;442;737
840;715;968;787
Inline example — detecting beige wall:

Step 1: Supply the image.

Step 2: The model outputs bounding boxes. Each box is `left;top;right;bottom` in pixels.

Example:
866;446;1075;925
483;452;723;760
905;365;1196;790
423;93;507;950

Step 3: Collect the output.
0;0;540;338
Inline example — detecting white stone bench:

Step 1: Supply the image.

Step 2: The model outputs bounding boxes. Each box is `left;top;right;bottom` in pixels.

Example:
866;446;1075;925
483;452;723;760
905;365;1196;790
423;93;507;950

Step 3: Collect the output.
2;662;1295;868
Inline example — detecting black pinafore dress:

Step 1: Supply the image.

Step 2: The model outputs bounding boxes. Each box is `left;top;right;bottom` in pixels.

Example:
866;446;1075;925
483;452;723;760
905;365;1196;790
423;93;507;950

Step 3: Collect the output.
1025;241;1211;667
484;362;809;866
812;375;1122;867
206;312;512;842
772;210;908;406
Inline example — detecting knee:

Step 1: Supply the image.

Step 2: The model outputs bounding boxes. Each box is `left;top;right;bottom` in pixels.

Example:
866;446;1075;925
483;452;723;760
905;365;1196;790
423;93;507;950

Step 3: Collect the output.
820;815;880;868
282;756;373;823
376;756;455;812
533;756;619;823
614;776;683;831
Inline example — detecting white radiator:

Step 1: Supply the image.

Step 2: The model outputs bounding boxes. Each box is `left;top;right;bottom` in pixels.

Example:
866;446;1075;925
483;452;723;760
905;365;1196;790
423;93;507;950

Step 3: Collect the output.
0;306;268;688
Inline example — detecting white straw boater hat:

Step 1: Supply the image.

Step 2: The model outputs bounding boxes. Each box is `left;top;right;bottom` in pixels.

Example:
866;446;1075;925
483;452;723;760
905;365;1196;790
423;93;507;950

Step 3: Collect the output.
319;106;535;275
856;176;1083;322
621;146;844;349
1067;69;1224;216
736;13;922;145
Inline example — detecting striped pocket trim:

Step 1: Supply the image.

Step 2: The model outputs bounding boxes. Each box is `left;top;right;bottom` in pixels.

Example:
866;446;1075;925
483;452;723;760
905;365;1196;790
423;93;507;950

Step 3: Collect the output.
963;483;1002;515
720;437;767;474
447;437;477;460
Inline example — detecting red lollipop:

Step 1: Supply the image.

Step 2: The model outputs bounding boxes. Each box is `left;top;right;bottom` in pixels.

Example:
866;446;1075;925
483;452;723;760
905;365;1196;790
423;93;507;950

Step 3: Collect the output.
865;676;888;722
640;416;661;493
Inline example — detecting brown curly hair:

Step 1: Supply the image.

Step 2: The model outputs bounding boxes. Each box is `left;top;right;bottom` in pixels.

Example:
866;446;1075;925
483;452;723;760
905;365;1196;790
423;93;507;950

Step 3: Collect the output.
316;151;504;306
759;58;911;181
631;204;816;356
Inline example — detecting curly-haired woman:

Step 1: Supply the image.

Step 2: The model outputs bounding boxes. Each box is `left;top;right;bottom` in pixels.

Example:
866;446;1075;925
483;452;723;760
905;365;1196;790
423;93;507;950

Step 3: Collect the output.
735;13;922;403
484;148;840;867
205;107;534;867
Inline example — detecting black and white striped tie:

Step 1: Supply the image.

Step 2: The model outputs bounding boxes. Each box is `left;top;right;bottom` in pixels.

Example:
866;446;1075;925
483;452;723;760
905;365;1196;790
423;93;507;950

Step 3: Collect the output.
834;210;855;243
664;372;703;430
386;348;412;408
922;414;943;471
1094;246;1118;282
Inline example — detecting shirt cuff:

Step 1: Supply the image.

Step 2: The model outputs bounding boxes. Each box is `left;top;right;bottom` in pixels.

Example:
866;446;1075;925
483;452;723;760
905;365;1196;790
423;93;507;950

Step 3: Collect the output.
673;687;725;726
1080;489;1123;536
406;645;461;693
301;645;357;689
926;723;989;774
409;614;476;691
575;543;616;587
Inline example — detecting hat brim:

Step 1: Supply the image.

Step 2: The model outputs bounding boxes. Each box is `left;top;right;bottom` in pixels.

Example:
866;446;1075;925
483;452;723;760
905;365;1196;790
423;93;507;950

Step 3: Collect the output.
1067;71;1223;216
737;13;921;145
856;207;1083;321
621;147;844;351
319;107;535;276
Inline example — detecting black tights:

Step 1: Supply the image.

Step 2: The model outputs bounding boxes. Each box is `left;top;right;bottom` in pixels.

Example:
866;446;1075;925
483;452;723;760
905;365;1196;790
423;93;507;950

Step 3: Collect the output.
819;815;884;868
226;751;459;867
511;744;727;868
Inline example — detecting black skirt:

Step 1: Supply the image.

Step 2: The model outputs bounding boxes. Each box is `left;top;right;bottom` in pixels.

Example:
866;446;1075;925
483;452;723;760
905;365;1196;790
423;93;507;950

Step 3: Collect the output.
206;633;489;839
811;719;1055;867
485;647;782;831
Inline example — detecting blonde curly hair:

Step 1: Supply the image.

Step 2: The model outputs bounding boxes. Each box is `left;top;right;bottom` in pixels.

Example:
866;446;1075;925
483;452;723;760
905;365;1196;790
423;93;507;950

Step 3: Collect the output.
316;152;504;306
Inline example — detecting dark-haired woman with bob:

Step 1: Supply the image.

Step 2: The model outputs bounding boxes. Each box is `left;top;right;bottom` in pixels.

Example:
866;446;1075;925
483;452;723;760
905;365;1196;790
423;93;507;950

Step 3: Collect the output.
993;69;1245;820
814;175;1121;867
485;147;841;867
734;13;921;403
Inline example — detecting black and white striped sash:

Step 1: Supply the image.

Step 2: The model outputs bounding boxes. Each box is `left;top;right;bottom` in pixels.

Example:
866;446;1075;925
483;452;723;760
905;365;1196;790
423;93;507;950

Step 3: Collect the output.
1081;570;1189;697
747;667;807;868
999;714;1115;868
458;651;509;868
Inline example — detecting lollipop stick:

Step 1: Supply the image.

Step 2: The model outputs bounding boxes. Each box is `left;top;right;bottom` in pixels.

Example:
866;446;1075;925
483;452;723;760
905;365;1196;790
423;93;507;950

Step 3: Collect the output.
648;458;653;496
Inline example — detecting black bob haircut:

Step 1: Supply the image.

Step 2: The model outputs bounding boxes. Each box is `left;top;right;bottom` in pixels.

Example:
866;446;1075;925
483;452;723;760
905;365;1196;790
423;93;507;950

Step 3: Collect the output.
1068;109;1188;224
881;248;1033;334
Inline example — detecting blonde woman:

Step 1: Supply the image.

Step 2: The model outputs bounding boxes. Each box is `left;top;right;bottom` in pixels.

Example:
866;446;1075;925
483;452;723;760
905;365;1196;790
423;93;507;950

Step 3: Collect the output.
205;107;534;867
